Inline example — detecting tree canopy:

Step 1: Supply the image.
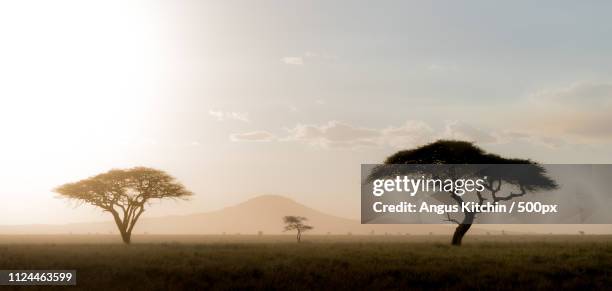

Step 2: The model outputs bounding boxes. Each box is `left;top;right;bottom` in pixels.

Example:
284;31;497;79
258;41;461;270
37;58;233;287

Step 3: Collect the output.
368;140;557;196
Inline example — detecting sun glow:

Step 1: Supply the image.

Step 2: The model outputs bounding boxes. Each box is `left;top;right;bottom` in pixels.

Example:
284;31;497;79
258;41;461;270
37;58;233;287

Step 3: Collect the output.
0;0;165;223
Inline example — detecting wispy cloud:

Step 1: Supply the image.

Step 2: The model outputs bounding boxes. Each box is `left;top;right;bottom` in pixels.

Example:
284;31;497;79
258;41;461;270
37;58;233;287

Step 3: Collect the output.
381;121;436;148
281;51;335;66
230;131;276;142
224;81;612;149
282;120;504;149
285;121;382;148
230;119;572;150
441;121;498;144
281;57;304;65
209;110;250;122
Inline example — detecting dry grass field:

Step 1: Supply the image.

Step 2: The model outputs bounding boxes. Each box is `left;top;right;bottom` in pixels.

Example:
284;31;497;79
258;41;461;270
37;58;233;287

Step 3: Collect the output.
0;235;610;290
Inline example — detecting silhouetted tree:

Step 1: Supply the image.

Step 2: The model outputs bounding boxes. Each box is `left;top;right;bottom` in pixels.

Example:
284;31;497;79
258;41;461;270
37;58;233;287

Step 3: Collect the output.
368;140;557;246
54;167;193;244
283;216;313;243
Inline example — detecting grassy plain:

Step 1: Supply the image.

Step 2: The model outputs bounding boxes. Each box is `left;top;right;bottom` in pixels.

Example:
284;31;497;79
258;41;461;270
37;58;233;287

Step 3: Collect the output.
0;235;610;290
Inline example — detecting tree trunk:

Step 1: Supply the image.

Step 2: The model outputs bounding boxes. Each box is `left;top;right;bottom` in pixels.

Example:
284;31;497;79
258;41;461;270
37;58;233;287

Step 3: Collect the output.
451;212;475;246
120;229;132;244
297;230;301;243
110;210;132;245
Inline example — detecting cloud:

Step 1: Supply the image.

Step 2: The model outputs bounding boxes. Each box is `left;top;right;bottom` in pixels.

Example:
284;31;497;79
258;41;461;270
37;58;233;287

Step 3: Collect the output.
230;119;574;150
209;110;250;122
230;131;276;142
524;81;612;140
483;130;566;149
440;121;498;143
437;121;569;148
219;81;612;149
285;121;381;148
529;82;612;107
225;81;611;150
381;121;435;148
283;120;439;149
281;57;304;65
281;51;335;65
229;120;505;149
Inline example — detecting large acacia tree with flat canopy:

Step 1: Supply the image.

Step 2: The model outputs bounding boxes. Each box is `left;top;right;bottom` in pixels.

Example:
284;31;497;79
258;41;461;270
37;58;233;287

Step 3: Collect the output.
368;140;557;246
54;167;193;244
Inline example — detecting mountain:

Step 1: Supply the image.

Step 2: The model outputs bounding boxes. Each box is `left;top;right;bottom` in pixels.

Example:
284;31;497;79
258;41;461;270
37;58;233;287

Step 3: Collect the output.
0;195;459;235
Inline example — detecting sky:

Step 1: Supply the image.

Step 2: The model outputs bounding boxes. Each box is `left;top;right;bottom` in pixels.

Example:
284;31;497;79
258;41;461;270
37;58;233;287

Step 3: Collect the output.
1;0;612;224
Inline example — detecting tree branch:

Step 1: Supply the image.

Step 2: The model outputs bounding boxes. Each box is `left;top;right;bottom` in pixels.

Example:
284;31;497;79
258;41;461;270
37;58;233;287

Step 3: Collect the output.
127;205;145;234
476;191;486;204
109;209;126;233
495;185;526;202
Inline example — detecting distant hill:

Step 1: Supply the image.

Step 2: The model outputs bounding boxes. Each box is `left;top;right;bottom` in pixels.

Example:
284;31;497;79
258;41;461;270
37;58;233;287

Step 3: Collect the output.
135;195;460;235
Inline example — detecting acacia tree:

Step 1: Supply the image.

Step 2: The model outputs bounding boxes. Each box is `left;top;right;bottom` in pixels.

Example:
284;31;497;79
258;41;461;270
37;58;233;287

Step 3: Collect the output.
368;140;557;246
54;167;193;244
283;216;313;243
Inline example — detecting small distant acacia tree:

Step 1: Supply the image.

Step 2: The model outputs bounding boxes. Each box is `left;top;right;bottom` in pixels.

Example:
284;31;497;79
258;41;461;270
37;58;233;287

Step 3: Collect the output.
54;167;193;244
283;216;313;243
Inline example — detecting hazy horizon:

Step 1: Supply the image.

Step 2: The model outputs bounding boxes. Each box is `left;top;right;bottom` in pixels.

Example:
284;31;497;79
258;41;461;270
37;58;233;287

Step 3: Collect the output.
1;194;609;236
1;0;612;226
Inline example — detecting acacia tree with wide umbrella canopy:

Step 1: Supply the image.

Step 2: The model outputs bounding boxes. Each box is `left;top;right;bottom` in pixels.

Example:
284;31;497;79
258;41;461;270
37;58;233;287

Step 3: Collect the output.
54;167;193;244
368;140;557;246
